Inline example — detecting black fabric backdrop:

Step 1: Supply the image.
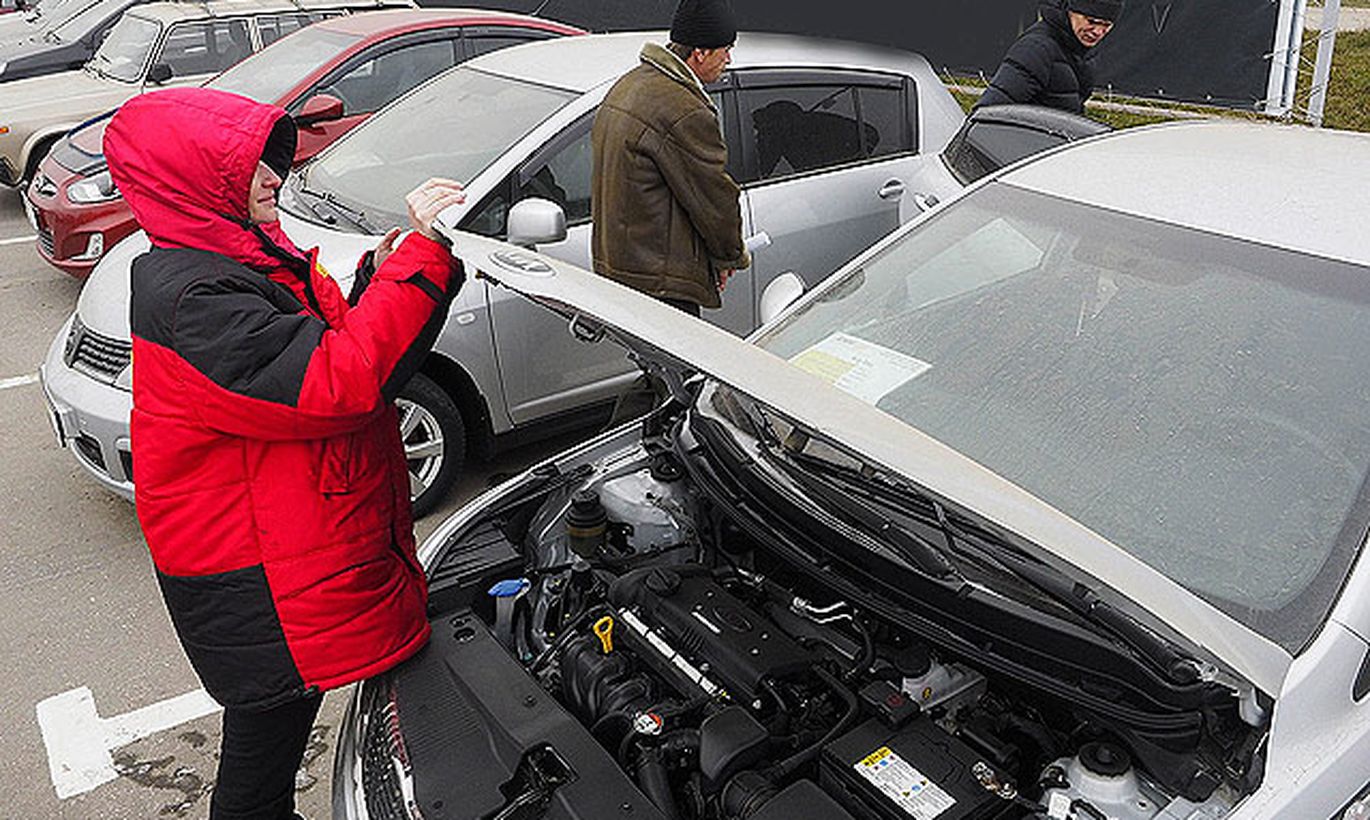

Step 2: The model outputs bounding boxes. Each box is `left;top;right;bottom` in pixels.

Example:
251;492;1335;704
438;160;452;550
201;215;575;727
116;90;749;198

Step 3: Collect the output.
462;0;1280;109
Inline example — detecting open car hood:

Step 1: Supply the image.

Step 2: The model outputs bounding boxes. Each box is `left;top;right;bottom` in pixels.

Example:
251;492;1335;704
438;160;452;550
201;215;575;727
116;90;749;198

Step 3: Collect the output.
440;228;1293;698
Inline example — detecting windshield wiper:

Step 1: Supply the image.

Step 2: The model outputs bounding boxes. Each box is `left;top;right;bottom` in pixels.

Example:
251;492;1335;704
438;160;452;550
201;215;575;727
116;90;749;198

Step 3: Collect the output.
758;440;963;582
773;449;1205;684
295;184;377;233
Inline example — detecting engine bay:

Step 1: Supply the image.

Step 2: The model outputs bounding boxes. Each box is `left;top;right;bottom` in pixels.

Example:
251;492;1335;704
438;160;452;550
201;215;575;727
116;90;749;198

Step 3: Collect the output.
426;418;1267;820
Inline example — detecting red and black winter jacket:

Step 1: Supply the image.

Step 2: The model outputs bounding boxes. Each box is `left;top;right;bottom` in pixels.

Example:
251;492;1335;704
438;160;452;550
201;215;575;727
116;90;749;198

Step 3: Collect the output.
105;88;462;709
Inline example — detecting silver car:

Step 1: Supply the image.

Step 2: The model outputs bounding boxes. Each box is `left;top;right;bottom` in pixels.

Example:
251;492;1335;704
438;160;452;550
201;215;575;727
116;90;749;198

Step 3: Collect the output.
42;30;970;515
335;120;1370;820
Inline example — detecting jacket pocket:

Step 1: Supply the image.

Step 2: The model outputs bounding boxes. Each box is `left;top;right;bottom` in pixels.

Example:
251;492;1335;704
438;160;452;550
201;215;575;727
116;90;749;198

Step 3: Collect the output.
318;433;356;494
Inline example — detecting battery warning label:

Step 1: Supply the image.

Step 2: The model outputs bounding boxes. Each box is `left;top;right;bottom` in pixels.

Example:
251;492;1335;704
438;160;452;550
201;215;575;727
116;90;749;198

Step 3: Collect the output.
854;746;957;820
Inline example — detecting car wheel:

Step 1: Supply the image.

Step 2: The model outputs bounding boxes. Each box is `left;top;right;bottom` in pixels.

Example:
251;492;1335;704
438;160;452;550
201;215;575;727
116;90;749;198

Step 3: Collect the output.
396;372;465;518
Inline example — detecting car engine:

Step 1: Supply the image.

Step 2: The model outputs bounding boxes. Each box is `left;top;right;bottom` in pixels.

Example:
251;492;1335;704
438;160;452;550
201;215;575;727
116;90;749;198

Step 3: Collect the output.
439;429;1262;820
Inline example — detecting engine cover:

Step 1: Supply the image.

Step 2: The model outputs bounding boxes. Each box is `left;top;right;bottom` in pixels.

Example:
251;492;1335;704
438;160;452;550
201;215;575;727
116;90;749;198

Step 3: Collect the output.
609;566;812;701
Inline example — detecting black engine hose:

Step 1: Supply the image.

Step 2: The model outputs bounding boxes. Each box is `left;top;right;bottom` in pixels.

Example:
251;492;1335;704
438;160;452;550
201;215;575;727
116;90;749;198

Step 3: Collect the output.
766;666;859;780
636;749;681;820
529;604;610;674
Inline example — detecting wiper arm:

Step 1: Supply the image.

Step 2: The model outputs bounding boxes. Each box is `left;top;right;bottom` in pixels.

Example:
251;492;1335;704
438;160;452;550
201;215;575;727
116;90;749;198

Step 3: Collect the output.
295;185;377;233
764;444;962;581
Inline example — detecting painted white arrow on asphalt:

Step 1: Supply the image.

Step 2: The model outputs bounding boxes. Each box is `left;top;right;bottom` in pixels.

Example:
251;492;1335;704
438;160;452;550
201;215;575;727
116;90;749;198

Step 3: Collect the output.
37;686;221;798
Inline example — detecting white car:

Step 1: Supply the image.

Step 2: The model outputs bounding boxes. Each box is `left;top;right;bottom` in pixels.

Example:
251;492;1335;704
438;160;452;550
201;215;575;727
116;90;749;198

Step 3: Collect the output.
42;30;973;515
334;120;1370;820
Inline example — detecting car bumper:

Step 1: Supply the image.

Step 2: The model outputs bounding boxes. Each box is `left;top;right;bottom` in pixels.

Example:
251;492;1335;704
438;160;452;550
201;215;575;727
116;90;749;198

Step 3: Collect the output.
40;314;134;499
27;161;136;278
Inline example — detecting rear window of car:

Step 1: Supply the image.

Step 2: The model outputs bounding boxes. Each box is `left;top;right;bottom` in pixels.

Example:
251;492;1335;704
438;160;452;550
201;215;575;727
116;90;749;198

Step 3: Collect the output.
210;24;361;103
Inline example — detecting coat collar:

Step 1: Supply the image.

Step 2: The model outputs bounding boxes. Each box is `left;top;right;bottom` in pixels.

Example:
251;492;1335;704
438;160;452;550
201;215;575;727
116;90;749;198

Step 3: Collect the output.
640;42;713;109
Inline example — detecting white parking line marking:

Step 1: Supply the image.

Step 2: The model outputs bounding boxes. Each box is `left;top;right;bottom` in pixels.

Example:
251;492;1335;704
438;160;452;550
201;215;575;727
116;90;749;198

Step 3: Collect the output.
38;686;221;799
0;373;39;390
0;234;37;246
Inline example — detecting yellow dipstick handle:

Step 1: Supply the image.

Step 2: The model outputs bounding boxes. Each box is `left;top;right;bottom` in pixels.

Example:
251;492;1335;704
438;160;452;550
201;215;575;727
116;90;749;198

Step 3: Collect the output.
593;616;615;654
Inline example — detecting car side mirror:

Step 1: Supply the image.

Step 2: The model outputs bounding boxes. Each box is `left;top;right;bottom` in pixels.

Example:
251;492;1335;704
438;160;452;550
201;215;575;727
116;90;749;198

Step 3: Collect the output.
506;198;567;248
759;272;805;325
295;93;344;127
147;62;172;84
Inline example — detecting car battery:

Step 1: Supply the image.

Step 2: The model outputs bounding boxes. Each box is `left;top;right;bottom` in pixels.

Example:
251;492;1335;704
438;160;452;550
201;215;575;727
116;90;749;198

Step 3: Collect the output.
820;717;1014;820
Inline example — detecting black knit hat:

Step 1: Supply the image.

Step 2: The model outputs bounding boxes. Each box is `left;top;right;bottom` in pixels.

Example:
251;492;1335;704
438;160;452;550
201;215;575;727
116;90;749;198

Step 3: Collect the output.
1067;0;1124;21
670;0;737;49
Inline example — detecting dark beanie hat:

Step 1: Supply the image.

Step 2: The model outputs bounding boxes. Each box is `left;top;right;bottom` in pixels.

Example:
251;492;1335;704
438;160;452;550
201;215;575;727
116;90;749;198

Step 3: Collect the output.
670;0;737;49
260;114;296;179
1067;0;1124;21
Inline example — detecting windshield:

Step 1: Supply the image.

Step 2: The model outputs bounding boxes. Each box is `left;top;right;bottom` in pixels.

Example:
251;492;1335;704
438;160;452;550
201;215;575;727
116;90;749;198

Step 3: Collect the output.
755;182;1370;653
210;25;360;103
87;12;157;81
50;0;124;43
299;67;576;229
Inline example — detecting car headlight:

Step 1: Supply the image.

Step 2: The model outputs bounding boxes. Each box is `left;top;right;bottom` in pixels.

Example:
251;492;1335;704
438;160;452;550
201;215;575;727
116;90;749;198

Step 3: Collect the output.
67;169;120;204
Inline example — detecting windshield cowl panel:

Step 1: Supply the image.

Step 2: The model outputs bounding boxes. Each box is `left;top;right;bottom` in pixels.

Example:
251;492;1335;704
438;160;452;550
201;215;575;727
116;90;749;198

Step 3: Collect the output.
754;182;1370;660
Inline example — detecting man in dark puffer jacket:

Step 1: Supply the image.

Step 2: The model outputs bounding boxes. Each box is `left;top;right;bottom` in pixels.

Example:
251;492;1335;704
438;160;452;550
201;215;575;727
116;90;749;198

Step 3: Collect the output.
976;0;1124;114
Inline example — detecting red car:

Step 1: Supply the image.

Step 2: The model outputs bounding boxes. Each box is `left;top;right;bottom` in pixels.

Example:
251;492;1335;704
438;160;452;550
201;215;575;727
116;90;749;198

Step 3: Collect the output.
25;7;583;277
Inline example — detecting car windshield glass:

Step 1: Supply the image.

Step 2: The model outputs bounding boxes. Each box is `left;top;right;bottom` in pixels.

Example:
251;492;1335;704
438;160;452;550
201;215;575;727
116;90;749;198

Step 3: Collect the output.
87;13;158;82
26;0;76;25
754;182;1370;654
50;0;124;42
210;25;361;103
303;67;576;228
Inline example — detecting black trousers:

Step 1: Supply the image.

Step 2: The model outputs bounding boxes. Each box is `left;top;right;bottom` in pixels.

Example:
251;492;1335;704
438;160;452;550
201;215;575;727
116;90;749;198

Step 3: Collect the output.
209;693;322;820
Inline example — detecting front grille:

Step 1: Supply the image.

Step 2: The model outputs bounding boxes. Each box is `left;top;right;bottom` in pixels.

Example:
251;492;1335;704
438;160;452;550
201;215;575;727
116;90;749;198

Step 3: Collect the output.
118;450;133;483
74;434;107;473
37;227;54;258
359;681;416;820
67;319;131;384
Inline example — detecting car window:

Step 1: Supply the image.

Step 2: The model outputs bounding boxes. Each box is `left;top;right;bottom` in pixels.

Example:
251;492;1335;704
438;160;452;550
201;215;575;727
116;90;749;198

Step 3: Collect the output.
516;119;592;225
858;85;911;161
212;25;361;103
48;0;125;42
257;12;332;47
758;182;1370;652
87;12;158;82
949;122;1066;185
157;19;252;78
464;28;556;59
742;85;861;179
312;38;458;117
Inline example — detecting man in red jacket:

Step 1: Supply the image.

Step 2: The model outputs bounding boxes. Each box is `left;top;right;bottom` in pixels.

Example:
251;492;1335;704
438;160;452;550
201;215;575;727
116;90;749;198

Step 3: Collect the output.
104;88;466;820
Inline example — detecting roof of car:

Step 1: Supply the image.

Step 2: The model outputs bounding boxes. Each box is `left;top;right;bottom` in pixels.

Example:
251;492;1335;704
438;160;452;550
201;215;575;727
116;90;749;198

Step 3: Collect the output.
125;0;406;25
464;30;942;95
315;7;583;36
998;120;1370;268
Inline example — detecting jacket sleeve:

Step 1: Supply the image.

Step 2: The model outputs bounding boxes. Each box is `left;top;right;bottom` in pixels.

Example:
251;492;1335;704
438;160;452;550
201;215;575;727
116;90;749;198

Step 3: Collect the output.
977;38;1050;108
174;233;462;441
645;105;751;271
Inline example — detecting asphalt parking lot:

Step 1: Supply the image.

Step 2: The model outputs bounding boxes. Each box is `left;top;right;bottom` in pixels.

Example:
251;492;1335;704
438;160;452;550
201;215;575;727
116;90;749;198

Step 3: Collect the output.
0;185;569;818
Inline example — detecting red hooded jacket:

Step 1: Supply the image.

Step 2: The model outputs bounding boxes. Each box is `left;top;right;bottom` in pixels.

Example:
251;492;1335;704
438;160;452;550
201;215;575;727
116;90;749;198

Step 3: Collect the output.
105;88;461;709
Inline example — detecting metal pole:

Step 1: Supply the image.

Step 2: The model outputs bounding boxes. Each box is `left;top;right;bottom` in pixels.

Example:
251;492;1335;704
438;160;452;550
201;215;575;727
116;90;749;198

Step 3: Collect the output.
1265;0;1304;115
1309;0;1342;126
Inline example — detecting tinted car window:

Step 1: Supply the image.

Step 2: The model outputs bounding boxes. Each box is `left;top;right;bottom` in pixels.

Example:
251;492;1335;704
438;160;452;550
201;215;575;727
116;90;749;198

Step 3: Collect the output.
212;25;361;103
517;122;592;224
159;19;252;77
464;28;555;59
258;13;312;46
313;38;458;116
742;85;863;179
858;85;910;160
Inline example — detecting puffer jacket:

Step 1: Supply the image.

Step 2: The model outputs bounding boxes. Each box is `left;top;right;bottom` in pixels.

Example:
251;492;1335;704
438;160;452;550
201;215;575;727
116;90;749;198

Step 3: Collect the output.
591;42;749;310
104;88;462;710
977;0;1097;114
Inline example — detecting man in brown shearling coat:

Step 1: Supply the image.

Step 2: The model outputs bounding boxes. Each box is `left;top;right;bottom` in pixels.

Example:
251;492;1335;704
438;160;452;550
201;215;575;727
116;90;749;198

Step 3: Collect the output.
590;0;750;317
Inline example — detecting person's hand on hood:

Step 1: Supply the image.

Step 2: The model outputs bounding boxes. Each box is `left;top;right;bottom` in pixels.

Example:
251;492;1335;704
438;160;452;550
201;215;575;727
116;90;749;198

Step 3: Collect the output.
406;178;466;242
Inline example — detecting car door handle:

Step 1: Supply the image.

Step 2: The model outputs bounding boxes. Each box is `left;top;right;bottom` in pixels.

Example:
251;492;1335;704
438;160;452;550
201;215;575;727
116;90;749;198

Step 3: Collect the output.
878;180;906;200
911;192;940;212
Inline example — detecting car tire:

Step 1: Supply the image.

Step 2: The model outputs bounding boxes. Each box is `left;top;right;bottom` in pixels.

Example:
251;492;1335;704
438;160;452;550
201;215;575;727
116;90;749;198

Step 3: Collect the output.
396;372;465;519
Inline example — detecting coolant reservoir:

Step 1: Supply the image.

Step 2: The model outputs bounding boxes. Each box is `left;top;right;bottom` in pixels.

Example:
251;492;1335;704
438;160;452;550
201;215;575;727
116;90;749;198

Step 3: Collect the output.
599;468;692;553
